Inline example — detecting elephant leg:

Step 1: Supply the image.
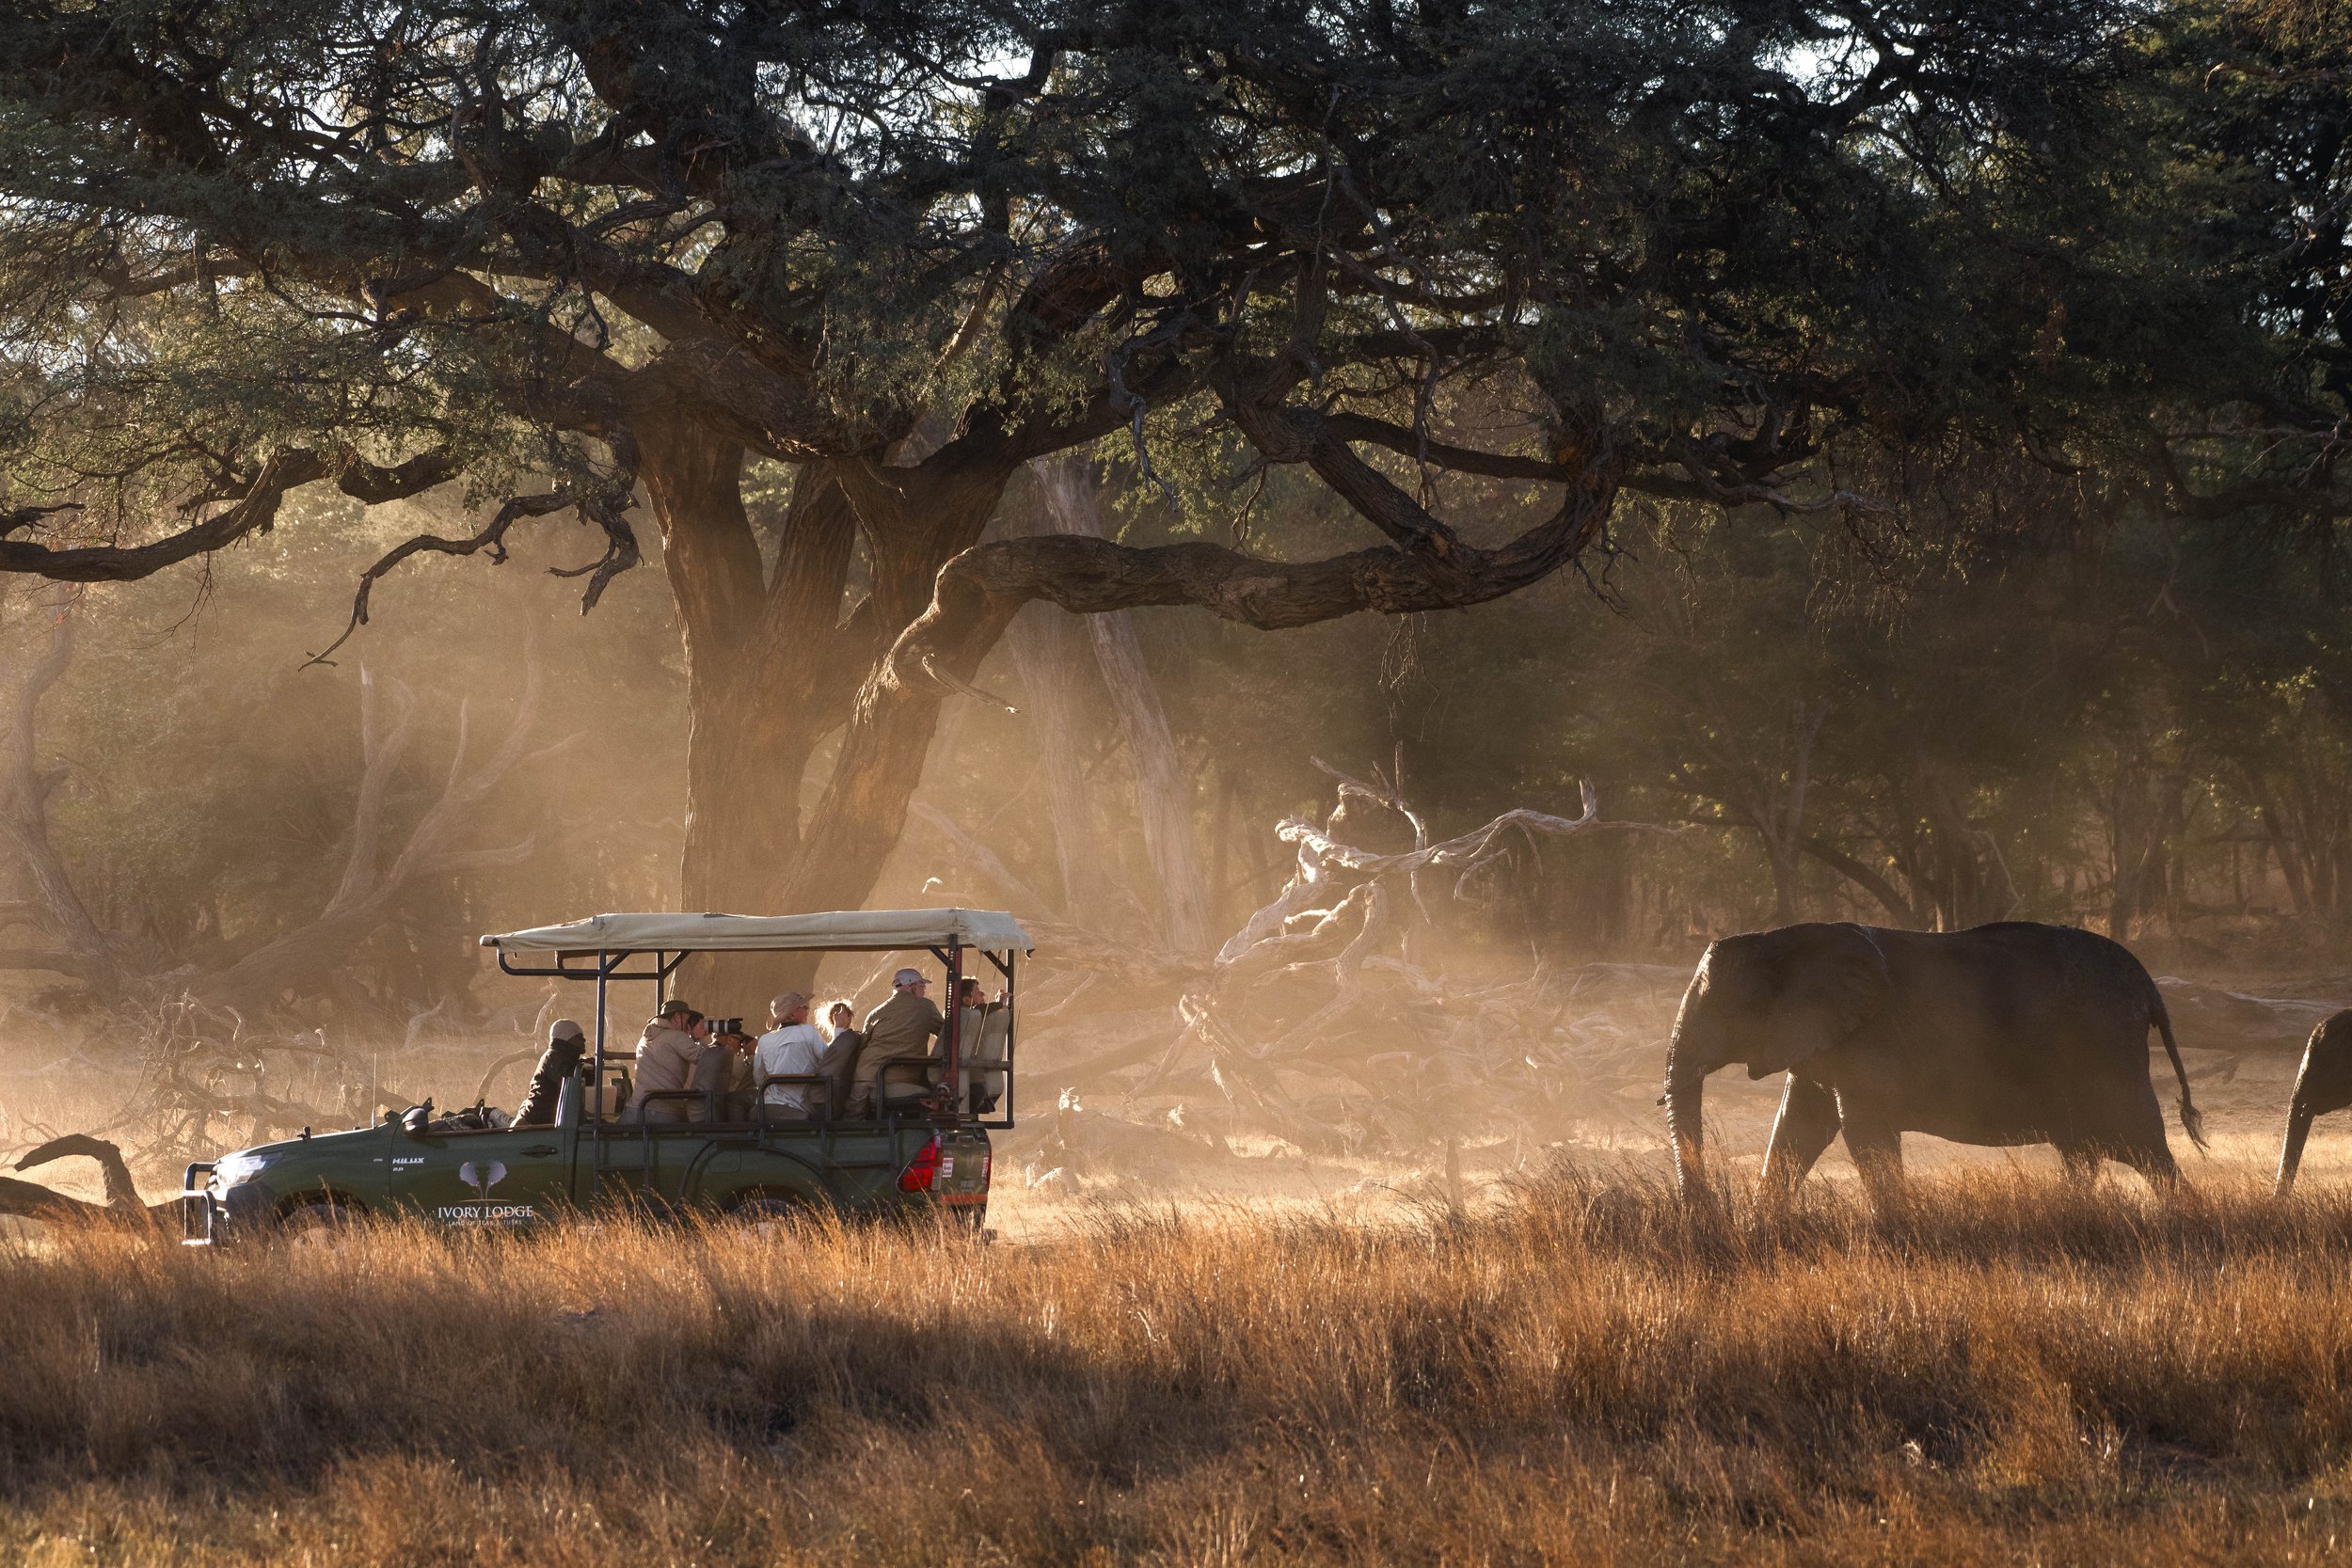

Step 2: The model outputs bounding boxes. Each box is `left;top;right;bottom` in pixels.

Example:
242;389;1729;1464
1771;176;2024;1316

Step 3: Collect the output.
1761;1075;1841;1196
2094;1087;2184;1196
2117;1134;2183;1195
1842;1122;1906;1213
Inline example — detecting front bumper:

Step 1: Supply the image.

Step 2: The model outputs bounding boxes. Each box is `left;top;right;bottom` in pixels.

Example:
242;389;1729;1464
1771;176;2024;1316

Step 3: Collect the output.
179;1165;275;1245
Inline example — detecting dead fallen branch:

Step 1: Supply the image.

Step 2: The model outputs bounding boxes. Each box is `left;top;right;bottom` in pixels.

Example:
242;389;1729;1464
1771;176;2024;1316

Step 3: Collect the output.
0;1132;166;1225
1072;759;1680;1155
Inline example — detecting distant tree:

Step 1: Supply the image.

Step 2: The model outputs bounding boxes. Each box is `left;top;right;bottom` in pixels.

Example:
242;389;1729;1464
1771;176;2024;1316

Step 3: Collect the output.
0;0;2319;969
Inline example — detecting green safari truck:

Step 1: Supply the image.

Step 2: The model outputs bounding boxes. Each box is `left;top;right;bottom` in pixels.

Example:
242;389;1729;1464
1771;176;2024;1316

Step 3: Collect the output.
183;908;1026;1241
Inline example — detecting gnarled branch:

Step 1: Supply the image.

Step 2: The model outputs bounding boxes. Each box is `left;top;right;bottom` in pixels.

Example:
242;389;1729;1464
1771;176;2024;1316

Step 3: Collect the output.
0;445;465;583
882;452;1619;707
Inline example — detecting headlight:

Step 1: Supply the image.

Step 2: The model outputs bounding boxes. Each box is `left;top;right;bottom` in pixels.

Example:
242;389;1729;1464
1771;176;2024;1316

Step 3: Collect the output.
214;1149;280;1187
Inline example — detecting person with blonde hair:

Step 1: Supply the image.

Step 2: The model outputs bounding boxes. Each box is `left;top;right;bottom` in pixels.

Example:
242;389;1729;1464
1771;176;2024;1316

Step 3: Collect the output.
813;999;861;1115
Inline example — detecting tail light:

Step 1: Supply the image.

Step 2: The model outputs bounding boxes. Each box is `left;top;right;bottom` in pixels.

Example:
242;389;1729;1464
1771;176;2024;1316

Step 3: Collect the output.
898;1136;941;1193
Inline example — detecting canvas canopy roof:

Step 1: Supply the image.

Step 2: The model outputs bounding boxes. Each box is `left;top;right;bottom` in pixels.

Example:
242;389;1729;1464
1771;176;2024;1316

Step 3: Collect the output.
480;909;1033;957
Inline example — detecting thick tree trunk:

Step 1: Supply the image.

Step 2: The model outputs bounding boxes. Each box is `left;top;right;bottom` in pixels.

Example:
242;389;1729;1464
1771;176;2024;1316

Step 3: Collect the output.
638;419;1036;1002
756;455;1021;988
1764;847;1803;926
644;426;811;915
0;598;135;990
1091;611;1212;952
640;427;898;998
2256;795;2312;916
1800;836;1923;927
2100;743;2184;943
1005;601;1107;923
1033;457;1213;954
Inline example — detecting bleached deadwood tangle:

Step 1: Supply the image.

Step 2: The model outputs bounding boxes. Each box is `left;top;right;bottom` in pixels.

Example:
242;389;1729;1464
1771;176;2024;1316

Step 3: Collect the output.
927;757;1687;1159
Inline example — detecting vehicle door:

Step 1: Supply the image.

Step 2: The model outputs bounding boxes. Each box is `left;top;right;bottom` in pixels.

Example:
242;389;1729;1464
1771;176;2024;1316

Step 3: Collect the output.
386;1079;579;1227
579;1059;670;1209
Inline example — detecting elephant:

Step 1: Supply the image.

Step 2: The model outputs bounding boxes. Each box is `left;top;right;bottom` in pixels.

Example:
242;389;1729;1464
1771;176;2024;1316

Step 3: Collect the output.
2274;1009;2352;1196
1661;921;2206;1202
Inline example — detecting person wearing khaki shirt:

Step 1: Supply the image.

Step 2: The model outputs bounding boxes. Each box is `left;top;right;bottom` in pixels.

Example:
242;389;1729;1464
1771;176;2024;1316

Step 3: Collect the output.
852;970;943;1116
631;1003;711;1125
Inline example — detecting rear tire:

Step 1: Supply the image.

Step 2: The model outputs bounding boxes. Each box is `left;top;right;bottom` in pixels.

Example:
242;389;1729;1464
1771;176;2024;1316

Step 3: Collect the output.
279;1195;360;1248
727;1194;814;1237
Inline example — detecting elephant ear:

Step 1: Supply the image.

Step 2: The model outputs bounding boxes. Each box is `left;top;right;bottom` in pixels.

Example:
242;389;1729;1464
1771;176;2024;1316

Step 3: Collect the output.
1744;924;1891;1079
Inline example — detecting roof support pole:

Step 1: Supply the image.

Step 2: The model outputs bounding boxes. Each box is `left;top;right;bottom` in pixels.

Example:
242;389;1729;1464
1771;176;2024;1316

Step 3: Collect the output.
591;950;610;1206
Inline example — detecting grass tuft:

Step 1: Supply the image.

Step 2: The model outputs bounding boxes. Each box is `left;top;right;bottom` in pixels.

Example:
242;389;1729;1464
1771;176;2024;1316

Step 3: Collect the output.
5;1168;2352;1563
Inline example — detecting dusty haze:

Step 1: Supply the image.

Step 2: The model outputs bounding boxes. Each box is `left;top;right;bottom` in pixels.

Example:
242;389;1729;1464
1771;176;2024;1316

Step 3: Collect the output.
4;472;2349;1214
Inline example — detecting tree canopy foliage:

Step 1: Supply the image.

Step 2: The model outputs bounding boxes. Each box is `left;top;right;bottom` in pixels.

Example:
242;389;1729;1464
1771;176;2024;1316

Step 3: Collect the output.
0;0;2340;932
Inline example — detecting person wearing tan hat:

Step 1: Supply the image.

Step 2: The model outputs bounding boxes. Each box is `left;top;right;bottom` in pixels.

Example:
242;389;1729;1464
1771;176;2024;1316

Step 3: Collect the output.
515;1018;587;1130
630;1000;710;1125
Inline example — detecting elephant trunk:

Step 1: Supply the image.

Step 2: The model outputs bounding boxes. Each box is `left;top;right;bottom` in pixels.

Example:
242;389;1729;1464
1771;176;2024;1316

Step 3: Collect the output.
2276;1097;2317;1197
1663;1029;1710;1201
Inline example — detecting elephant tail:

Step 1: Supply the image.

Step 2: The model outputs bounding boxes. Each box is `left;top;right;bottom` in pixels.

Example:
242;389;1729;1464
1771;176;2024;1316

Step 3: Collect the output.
2150;982;2208;1152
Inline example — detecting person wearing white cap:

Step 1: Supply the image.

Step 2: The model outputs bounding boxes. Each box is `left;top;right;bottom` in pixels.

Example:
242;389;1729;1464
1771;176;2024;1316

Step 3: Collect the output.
851;968;944;1117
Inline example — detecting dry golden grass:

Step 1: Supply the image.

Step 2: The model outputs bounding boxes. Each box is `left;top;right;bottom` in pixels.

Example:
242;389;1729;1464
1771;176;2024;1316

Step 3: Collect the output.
5;1169;2352;1565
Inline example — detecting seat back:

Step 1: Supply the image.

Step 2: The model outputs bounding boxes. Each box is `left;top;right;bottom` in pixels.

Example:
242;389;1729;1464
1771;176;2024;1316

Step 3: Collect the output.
685;1043;732;1123
876;1054;941;1112
821;1029;864;1114
599;1065;634;1123
964;1007;1010;1109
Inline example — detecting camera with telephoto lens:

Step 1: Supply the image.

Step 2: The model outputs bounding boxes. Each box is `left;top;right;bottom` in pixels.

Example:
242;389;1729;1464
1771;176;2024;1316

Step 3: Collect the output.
711;1016;746;1037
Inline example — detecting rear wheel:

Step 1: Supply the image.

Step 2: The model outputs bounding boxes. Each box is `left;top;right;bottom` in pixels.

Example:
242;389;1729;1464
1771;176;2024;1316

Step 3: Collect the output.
279;1194;361;1247
727;1193;816;1237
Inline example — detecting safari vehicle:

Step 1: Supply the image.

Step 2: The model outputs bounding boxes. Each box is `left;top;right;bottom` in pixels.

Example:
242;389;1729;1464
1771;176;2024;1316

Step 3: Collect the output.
182;909;1026;1241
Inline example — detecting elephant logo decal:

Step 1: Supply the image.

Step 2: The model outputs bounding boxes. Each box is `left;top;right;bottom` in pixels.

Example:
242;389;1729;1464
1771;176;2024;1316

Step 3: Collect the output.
458;1160;507;1200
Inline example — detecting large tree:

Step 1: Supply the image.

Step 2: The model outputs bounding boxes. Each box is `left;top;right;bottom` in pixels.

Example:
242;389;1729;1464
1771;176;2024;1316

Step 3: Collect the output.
0;0;2314;972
